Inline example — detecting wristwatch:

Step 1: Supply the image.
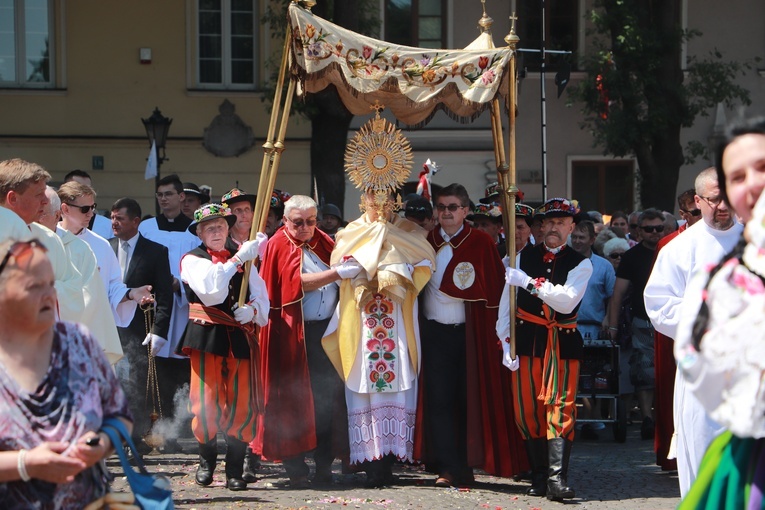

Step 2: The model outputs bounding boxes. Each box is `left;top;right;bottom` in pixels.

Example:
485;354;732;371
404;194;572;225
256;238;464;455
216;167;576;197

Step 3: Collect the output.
525;280;535;293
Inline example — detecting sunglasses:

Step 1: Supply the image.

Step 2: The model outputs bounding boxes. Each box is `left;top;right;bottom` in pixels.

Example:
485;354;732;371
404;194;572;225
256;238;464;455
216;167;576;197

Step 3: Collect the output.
0;239;48;276
640;225;665;233
286;217;317;228
435;203;465;212
681;208;701;217
608;252;623;259
66;202;97;214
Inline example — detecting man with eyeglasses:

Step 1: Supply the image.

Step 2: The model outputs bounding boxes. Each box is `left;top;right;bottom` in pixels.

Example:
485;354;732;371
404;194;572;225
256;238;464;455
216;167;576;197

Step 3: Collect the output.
416;184;527;489
40;186;124;365
254;195;357;488
64;169;114;240
607;208;666;441
58;181;152;324
644;167;742;497
138;173;200;453
650;187;704;473
499;197;593;501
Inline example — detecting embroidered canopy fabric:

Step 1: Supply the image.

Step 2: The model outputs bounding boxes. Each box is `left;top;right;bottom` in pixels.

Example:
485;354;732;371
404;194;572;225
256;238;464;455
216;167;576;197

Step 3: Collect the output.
288;3;513;127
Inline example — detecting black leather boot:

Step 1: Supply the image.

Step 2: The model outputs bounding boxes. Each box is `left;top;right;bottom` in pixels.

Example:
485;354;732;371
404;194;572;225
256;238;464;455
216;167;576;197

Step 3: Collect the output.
547;437;575;501
224;436;248;491
195;439;218;486
524;438;548;497
242;448;259;483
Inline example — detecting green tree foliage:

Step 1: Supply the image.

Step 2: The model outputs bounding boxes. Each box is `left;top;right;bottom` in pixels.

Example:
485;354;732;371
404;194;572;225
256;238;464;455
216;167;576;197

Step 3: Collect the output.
569;0;754;210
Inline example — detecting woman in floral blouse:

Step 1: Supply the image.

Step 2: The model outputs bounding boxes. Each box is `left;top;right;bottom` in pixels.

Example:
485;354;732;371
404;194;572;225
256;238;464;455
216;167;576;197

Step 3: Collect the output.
675;117;765;509
0;238;132;509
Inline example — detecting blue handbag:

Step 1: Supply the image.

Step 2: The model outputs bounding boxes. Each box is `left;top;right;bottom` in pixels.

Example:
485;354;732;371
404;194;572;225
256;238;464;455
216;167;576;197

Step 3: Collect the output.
100;417;175;510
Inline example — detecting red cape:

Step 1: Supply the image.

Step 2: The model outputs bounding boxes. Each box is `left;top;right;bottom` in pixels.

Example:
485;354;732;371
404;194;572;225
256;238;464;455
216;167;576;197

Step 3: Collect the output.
253;227;335;459
414;225;529;477
652;224;686;471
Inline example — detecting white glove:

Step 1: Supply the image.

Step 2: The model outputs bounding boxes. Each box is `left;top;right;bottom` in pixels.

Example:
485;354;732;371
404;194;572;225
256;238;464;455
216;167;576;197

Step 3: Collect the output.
233;303;255;324
501;255;511;269
235;238;260;263
255;232;269;259
142;334;168;357
501;339;520;371
336;259;363;279
505;267;531;288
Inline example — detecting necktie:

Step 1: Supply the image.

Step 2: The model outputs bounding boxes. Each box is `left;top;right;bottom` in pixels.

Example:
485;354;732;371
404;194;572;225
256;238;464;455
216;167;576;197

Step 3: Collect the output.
120;241;131;280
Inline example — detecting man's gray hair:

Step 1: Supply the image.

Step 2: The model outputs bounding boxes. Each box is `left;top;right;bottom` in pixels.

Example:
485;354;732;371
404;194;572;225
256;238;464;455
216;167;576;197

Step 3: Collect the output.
694;167;718;195
45;186;61;214
283;195;317;217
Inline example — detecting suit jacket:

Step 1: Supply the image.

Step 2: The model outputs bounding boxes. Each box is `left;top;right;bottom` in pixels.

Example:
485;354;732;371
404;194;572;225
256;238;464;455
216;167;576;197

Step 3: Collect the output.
110;234;174;348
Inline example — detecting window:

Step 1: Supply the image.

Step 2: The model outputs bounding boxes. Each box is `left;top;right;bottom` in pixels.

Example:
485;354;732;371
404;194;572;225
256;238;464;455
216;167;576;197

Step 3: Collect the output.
0;0;54;87
385;0;445;49
571;160;634;214
517;0;578;71
197;0;257;89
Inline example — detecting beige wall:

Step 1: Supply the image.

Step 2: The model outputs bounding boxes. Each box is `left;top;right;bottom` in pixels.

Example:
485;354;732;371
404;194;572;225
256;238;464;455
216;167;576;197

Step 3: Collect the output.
2;0;764;218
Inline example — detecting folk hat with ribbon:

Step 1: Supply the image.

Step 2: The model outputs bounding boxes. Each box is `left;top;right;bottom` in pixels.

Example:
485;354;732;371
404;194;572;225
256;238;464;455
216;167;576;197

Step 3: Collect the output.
189;203;237;236
468;201;503;222
516;203;535;226
183;182;210;204
539;197;581;219
479;182;525;204
221;187;256;208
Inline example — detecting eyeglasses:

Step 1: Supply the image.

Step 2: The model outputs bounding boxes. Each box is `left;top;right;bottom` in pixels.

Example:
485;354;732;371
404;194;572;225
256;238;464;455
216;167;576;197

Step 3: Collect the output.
285;217;317;228
65;203;97;214
640;225;665;233
435;203;465;212
699;195;723;208
0;239;48;276
608;252;623;259
682;208;702;217
155;191;178;199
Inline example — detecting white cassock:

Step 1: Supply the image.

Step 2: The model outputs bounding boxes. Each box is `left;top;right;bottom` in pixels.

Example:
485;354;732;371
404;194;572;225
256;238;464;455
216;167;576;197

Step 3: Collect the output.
139;218;200;358
29;223;86;322
57;227;124;363
0;207;31;242
77;228;136;327
643;218;742;497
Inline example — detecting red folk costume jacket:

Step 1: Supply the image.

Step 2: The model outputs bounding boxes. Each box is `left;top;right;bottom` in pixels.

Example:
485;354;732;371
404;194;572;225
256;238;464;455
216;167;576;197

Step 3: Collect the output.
253;226;335;460
414;224;529;477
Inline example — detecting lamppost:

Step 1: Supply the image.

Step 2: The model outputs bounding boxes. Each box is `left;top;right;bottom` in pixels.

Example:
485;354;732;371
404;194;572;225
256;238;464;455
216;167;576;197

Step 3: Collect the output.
142;107;172;214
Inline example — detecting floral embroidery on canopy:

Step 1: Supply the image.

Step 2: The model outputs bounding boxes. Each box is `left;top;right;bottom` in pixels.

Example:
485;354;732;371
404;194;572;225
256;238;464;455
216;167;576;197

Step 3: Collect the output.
363;294;399;392
288;3;513;128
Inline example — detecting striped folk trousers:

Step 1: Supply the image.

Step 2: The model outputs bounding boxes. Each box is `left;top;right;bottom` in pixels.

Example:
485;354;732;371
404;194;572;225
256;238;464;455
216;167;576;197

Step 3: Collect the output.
189;350;256;444
511;355;580;441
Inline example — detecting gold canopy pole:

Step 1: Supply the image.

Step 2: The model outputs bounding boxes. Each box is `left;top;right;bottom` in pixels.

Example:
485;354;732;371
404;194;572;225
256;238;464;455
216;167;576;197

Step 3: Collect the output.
237;11;297;306
498;12;521;359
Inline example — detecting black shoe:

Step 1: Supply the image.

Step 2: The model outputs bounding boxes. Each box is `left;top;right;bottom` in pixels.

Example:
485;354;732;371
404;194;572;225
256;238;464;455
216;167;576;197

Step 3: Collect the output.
242;448;258;483
524;439;548;497
225;478;247;491
546;438;575;501
289;475;311;489
195;440;217;486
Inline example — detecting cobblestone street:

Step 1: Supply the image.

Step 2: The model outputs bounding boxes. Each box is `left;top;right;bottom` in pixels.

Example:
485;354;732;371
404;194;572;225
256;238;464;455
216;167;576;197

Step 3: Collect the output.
109;424;680;509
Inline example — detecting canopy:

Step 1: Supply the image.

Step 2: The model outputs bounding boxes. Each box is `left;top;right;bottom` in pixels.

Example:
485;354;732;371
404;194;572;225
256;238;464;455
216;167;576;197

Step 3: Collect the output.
288;3;513;127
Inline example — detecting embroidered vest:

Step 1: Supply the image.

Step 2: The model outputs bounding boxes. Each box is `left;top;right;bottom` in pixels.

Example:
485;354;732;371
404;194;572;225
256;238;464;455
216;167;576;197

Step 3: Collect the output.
516;244;585;359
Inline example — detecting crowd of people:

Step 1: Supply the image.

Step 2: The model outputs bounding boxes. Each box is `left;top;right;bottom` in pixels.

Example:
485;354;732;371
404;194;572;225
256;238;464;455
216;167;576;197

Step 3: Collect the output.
1;115;764;508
